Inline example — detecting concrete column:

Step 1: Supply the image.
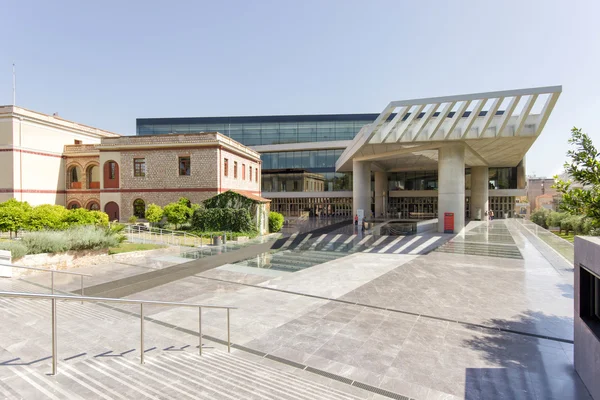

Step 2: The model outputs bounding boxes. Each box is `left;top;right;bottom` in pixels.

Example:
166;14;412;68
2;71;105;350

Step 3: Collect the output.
517;158;526;189
374;171;387;218
438;144;465;233
352;160;371;219
470;166;489;221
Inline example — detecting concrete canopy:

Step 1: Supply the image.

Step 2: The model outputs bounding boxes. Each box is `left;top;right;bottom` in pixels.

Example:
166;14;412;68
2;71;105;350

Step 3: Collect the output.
336;86;562;172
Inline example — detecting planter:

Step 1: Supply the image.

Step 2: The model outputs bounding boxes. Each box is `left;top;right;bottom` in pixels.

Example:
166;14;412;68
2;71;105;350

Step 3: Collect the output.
70;182;82;189
89;181;100;189
213;236;222;246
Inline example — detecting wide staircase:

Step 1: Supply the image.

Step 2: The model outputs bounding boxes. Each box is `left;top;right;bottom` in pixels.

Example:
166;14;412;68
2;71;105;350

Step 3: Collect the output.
279;231;448;255
0;268;368;399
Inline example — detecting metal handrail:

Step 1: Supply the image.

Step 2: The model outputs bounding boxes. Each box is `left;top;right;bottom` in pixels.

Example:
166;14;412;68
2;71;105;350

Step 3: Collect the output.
0;261;91;295
0;291;236;376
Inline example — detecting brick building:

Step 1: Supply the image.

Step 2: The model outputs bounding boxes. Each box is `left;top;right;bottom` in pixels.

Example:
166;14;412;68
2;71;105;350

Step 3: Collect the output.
63;133;262;221
527;177;558;211
0;106;264;222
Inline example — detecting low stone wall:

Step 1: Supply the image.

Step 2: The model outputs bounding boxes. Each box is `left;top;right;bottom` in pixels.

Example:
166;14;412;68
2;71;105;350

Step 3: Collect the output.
12;249;108;277
11;246;181;277
416;218;438;234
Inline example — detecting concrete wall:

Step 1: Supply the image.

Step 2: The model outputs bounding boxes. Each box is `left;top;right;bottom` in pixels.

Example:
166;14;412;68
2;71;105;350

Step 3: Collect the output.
574;236;600;400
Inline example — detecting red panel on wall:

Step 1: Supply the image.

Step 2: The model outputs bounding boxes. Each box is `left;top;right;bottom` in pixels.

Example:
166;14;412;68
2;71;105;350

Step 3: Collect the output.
444;212;454;234
103;161;119;189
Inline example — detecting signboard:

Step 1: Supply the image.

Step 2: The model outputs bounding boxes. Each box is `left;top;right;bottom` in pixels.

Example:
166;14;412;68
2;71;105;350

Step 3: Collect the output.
443;212;454;234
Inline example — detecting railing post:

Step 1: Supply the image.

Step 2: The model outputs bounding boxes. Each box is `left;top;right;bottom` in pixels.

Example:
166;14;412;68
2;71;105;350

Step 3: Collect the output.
140;303;144;364
198;306;202;356
51;298;57;375
227;308;231;353
51;271;54;295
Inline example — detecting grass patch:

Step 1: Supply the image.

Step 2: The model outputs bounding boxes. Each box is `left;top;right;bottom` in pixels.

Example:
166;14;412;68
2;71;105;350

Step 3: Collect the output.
552;231;575;243
109;242;165;255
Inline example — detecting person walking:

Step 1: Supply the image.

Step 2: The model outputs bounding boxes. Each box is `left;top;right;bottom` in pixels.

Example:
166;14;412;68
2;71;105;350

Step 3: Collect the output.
489;209;494;221
354;214;358;226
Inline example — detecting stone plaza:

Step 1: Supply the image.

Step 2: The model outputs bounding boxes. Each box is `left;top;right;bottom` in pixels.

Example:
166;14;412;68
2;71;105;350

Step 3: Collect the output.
0;218;591;399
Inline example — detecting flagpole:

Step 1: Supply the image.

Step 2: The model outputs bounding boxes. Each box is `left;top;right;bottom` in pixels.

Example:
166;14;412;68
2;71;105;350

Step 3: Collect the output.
12;63;16;106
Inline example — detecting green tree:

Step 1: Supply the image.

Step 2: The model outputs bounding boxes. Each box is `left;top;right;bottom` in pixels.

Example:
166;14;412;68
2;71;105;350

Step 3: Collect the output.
530;208;550;228
177;197;192;208
89;211;109;227
0;199;32;237
553;127;600;228
268;212;284;233
163;202;192;228
145;204;164;226
546;211;567;233
26;204;68;230
64;208;99;227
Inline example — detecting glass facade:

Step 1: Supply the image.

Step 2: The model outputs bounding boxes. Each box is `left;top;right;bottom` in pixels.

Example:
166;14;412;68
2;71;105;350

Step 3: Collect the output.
262;149;352;192
270;197;353;218
136;115;376;146
387;168;518;191
262;171;352;192
489;167;518;190
388;171;439;191
262;150;344;171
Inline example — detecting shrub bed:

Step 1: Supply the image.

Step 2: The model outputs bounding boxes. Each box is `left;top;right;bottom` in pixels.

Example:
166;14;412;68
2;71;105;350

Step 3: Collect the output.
0;225;124;259
0;199;109;237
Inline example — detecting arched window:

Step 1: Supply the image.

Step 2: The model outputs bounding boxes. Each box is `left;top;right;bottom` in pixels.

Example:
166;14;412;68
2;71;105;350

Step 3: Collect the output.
86;165;100;189
67;165;82;189
67;201;81;209
87;201;100;211
133;199;146;219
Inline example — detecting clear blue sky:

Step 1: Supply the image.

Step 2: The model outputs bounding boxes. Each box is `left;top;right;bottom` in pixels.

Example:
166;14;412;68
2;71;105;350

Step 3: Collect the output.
2;0;599;177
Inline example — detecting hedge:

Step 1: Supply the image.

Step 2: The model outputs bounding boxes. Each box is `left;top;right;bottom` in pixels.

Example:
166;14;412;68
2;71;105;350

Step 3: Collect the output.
0;225;124;259
0;199;109;235
191;208;254;233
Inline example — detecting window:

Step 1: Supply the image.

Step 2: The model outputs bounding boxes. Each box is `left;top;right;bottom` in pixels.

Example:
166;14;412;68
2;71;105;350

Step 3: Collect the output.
109;162;117;179
179;156;191;176
133;199;146;218
69;166;80;183
242;164;246;180
224;158;229;177
134;158;146;177
581;266;600;338
234;161;238;179
249;166;252;182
